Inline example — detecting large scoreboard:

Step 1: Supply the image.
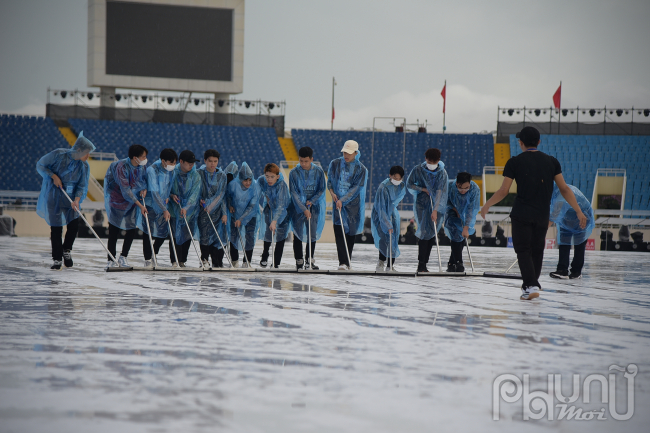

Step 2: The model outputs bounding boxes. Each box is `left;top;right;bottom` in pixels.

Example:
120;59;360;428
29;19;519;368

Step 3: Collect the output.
88;0;244;94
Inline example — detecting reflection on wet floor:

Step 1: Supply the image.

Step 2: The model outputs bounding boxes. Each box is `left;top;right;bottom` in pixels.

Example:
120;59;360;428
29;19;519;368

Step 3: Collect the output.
1;238;650;432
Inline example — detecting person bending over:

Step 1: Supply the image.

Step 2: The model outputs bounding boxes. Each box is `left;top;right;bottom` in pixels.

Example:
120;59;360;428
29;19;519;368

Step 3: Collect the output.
36;132;95;270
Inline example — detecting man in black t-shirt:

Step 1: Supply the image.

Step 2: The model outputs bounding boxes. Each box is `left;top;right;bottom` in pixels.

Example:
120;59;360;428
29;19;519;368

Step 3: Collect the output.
480;126;587;300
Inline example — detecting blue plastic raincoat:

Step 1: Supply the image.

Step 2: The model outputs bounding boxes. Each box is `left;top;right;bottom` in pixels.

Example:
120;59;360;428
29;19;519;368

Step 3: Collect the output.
227;162;261;251
136;160;174;238
104;157;148;230
225;161;238;182
371;178;407;259
258;172;293;243
549;184;595;245
36;132;95;226
290;163;327;242
197;165;228;249
406;161;449;240
169;164;201;245
327;152;368;235
443;179;480;242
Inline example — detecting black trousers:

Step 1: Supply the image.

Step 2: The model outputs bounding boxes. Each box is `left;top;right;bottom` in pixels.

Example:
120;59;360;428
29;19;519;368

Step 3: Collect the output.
293;236;316;262
108;223;136;261
511;216;549;289
261;239;285;267
378;252;396;266
333;224;356;266
230;244;253;264
142;236;167;261
51;218;80;261
200;244;226;267
173;240;192;263
448;240;465;265
558;239;588;274
417;236;437;265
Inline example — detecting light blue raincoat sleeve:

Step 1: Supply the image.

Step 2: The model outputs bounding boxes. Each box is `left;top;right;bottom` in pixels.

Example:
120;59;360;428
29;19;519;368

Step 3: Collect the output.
549;184;595;245
371;179;406;259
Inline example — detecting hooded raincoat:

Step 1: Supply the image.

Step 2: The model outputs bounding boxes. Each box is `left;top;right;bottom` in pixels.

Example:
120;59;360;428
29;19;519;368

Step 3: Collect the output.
406;161;449;240
327;152;368;235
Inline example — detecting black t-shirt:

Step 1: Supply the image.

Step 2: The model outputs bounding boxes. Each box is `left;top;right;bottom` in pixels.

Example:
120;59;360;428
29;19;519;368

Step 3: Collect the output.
503;150;562;222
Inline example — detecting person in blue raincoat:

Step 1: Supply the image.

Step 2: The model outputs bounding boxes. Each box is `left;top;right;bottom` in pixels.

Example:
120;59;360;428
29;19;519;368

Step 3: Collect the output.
225;161;238;185
36;131;95;270
406;148;449;272
549;183;595;279
371;166;407;272
197;149;229;268
104;144;149;268
257;163;293;268
169;150;202;267
443;172;480;272
327;140;368;270
136;148;177;268
290;146;327;270
227;162;261;267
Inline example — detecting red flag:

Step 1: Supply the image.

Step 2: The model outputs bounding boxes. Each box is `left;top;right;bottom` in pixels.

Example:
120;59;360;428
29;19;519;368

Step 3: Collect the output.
553;84;561;109
441;84;446;113
332;107;335;120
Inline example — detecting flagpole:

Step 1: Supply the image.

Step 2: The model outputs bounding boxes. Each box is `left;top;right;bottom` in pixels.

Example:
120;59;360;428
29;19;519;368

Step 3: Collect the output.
442;79;446;135
557;80;562;134
331;77;336;131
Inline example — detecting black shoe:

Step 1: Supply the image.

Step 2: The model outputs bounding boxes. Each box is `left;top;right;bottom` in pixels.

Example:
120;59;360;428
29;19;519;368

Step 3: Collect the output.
550;270;569;279
63;249;73;267
51;260;63;270
306;259;319;270
260;260;268;268
455;262;465;272
296;259;304;270
417;264;429;273
446;263;456;272
569;273;582;279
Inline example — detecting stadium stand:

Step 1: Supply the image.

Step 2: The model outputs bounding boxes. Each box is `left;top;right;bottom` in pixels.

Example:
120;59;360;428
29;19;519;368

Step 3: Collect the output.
0;114;71;191
509;134;650;211
291;129;494;204
67;119;285;182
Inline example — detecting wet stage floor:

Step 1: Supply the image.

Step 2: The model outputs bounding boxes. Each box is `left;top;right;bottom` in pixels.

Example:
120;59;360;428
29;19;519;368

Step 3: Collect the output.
0;237;649;432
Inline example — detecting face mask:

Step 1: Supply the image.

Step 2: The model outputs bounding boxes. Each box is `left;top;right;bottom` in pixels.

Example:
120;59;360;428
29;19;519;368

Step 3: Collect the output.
165;163;175;172
426;162;438;171
391;179;402;186
137;157;148;166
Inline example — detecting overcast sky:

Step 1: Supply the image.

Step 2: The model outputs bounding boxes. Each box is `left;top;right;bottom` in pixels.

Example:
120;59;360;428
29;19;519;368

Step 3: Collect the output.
1;0;649;133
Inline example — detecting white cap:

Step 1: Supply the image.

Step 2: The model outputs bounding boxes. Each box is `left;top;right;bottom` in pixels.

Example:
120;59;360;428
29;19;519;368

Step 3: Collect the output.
341;140;359;154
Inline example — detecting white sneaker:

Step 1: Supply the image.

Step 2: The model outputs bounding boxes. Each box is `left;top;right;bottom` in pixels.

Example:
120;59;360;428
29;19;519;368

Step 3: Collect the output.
172;262;179;268
520;286;540;301
388;265;398;273
202;259;211;269
143;260;153;269
337;264;349;270
232;261;240;268
105;260;116;270
118;255;129;267
375;260;385;271
242;262;250;268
